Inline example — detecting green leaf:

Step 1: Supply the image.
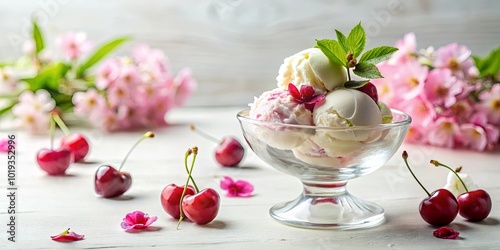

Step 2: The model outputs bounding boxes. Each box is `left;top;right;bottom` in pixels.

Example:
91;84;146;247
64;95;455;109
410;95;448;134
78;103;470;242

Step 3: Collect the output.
347;22;366;58
23;63;69;91
344;80;369;88
473;46;500;77
359;46;398;64
335;29;349;54
33;21;44;54
0;103;16;117
353;62;383;79
315;39;347;67
76;36;130;78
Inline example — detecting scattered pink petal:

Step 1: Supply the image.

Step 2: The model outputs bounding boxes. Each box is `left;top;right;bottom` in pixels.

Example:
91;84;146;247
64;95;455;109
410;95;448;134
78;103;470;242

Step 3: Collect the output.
220;176;254;197
121;211;158;231
50;228;85;242
0;139;9;153
433;226;460;239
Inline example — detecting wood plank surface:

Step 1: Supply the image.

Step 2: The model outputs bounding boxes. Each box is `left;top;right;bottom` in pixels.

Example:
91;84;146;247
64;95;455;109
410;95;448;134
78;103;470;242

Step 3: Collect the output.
0;107;499;249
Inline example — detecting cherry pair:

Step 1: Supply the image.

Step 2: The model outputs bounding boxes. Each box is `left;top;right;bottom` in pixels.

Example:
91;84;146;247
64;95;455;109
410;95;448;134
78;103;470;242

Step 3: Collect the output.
36;112;90;175
160;146;220;226
94;131;154;198
403;151;492;226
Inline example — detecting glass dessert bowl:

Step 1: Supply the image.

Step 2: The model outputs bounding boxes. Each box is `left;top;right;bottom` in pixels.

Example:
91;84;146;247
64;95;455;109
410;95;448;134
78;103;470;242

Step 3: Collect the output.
237;109;411;229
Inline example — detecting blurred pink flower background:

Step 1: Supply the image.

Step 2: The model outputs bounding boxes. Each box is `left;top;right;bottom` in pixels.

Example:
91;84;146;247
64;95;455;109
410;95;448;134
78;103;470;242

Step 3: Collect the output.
0;25;196;133
373;33;499;151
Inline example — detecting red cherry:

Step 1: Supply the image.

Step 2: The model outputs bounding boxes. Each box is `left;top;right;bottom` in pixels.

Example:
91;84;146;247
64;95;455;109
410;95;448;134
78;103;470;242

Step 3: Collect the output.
403;151;458;226
190;125;244;167
36;148;73;175
60;133;90;162
419;189;459;226
457;189;492;221
94;131;154;198
430;160;492;222
94;165;132;198
160;184;196;219
182;188;220;225
356;82;378;103
215;137;245;167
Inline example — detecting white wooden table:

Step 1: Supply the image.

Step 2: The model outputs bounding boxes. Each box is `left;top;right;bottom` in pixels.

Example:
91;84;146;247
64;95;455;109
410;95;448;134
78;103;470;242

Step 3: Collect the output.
1;107;499;249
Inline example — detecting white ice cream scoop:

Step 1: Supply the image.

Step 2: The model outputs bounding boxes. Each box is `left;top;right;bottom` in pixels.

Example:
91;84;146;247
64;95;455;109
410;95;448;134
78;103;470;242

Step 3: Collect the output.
313;88;382;142
276;48;347;93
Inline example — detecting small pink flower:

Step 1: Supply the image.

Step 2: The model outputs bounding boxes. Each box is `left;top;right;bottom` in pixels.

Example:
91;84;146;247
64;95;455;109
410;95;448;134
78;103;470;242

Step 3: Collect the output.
477;84;500;125
220;176;254;197
433;226;460;240
121;211;157;231
96;58;121;90
56;32;93;60
424;69;463;108
390;61;428;100
459;123;488;151
389;32;417;64
400;96;435;127
434;43;476;79
405;125;426;144
173;68;197;107
12;90;55;134
427;117;460;148
0;139;9;153
50;228;85;242
72;89;107;119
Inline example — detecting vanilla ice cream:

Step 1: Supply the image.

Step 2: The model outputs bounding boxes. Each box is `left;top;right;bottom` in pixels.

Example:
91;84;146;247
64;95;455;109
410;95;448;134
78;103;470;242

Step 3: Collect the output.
313;88;382;142
276;48;347;93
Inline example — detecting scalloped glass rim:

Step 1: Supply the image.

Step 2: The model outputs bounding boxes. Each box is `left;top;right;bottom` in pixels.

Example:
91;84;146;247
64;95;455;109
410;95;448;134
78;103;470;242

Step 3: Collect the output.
236;109;412;131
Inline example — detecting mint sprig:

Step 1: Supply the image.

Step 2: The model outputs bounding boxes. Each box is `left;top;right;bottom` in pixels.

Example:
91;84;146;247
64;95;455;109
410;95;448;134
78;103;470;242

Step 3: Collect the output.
315;22;398;88
472;46;500;79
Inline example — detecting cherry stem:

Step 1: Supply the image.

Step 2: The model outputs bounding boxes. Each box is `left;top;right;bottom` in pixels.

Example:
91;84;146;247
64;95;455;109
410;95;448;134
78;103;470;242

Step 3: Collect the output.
189;124;220;144
177;146;198;229
430;160;469;193
346;66;352;82
49;114;56;150
52;112;71;136
184;149;199;192
118;131;154;172
402;151;431;197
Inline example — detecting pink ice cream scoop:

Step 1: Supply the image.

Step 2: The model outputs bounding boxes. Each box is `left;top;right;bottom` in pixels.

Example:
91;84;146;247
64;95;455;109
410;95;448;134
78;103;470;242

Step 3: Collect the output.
249;89;313;149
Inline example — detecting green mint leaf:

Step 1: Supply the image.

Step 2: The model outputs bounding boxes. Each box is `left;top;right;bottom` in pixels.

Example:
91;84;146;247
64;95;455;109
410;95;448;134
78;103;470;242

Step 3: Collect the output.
76;36;130;78
33;21;44;54
344;80;369;88
359;46;398;64
473;46;500;77
347;22;366;58
353;62;383;79
335;29;349;54
316;39;347;67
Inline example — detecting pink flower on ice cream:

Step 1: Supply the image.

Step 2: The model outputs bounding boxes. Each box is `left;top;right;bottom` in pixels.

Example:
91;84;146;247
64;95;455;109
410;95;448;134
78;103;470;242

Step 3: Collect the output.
220;176;254;197
121;211;157;231
424;68;463;108
56;32;93;60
